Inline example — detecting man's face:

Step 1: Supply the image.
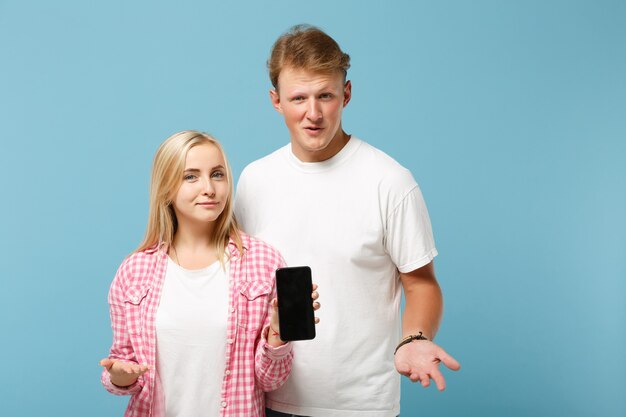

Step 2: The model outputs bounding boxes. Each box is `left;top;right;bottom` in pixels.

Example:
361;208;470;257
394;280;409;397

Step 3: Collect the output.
270;67;351;162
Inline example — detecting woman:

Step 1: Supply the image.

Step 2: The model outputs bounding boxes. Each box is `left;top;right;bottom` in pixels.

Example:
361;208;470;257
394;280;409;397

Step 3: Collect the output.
100;130;319;417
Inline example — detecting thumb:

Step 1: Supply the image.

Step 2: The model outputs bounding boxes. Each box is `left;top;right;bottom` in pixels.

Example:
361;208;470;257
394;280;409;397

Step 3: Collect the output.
99;358;115;369
439;350;461;371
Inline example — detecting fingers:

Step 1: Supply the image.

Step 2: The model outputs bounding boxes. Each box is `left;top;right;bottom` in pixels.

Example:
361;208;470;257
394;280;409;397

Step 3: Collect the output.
395;344;458;390
118;362;150;377
269;298;279;327
102;360;150;388
99;358;114;369
400;367;423;384
397;362;446;390
408;371;442;390
311;283;319;302
312;284;321;322
396;364;416;381
439;350;461;371
103;359;150;376
430;368;447;391
132;364;150;376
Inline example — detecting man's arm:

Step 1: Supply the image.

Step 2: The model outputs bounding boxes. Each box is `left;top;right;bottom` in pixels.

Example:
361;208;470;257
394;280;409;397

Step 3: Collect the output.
400;261;442;340
395;261;460;390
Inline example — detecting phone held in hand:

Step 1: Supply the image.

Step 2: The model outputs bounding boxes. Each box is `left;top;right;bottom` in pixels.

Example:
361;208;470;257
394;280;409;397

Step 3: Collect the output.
275;266;316;341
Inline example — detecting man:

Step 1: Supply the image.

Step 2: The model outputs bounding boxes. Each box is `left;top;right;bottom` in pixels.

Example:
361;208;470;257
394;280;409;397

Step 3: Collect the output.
234;25;460;417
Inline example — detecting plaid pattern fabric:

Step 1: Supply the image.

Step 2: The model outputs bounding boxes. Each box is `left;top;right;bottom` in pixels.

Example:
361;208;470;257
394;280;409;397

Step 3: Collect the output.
102;233;293;417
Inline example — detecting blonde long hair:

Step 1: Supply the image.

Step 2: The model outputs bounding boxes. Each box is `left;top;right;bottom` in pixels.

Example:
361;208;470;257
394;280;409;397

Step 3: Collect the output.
136;130;243;262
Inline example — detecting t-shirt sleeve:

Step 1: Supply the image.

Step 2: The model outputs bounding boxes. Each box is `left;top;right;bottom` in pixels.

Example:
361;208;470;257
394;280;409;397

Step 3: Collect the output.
384;176;438;273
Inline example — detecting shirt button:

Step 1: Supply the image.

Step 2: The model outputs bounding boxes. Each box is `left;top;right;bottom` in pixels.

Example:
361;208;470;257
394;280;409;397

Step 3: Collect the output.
227;339;233;344
230;307;235;313
221;401;227;408
225;370;231;376
132;297;139;303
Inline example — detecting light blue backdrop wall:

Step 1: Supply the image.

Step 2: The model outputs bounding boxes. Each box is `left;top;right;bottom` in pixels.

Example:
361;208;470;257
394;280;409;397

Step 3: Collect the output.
1;1;624;416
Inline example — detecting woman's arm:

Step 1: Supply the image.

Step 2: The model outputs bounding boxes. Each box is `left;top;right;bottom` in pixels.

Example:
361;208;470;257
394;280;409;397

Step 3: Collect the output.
254;281;294;392
100;262;146;395
254;266;321;391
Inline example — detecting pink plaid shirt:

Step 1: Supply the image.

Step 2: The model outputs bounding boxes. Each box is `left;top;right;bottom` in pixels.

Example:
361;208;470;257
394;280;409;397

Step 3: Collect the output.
101;233;293;417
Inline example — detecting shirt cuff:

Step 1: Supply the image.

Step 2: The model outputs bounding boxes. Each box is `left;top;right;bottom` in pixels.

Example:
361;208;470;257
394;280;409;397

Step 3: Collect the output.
261;325;293;359
102;370;143;395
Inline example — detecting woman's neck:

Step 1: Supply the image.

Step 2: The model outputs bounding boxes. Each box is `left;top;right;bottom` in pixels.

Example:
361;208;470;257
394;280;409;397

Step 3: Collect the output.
170;221;220;269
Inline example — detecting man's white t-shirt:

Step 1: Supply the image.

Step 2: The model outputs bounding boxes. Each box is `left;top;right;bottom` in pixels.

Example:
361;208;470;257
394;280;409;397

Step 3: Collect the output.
155;258;229;417
234;137;437;417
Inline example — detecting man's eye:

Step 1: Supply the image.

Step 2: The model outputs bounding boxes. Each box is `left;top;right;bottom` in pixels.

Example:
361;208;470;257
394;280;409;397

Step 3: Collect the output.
292;96;305;102
320;93;333;99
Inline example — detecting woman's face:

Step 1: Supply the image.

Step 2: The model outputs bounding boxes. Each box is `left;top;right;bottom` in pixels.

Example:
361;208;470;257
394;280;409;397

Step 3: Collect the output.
172;143;229;229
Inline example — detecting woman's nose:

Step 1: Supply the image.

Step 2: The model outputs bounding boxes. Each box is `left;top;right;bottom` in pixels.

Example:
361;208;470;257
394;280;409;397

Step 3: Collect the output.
202;177;215;196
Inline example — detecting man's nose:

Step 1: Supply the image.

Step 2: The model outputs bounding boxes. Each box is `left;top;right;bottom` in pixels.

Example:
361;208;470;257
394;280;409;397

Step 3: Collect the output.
307;99;322;121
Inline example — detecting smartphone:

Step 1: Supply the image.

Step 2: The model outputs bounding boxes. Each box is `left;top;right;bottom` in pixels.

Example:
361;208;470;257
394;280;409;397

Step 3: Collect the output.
275;266;316;341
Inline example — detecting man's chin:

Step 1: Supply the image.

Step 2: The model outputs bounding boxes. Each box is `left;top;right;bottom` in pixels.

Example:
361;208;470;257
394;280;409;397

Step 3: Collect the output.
298;138;330;152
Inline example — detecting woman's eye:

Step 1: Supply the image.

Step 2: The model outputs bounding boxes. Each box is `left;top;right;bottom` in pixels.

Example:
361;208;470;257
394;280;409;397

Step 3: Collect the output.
211;171;225;179
184;174;197;181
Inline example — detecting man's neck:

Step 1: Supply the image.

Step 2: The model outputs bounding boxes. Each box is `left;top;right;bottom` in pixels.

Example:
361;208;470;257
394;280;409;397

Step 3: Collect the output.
292;130;351;163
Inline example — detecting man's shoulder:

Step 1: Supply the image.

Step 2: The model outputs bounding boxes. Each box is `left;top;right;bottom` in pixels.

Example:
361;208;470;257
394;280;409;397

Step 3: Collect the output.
353;137;416;185
355;137;408;171
240;144;289;178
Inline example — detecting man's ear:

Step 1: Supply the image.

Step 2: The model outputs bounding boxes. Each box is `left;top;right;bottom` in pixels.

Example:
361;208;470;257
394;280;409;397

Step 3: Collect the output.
270;89;283;114
343;80;352;107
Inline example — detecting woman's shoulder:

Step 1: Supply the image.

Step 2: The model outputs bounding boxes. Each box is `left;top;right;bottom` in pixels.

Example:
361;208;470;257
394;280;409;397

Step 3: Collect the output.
122;245;162;266
115;245;165;285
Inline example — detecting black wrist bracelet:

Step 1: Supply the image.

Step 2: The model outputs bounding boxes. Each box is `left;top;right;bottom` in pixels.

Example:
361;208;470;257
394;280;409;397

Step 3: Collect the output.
394;332;428;355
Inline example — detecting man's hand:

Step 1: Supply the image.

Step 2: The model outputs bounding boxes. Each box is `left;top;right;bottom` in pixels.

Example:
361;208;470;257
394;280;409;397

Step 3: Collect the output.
394;340;460;390
99;358;150;388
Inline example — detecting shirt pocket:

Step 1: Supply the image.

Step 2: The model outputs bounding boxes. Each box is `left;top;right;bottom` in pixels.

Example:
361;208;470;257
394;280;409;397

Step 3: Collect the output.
124;284;151;336
238;281;272;333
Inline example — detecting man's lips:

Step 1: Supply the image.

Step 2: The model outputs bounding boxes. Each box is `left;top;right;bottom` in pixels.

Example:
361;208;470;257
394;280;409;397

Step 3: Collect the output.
303;126;324;135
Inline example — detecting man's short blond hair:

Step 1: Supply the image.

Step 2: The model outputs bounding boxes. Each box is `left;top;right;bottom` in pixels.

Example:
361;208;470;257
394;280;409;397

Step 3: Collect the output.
268;24;351;90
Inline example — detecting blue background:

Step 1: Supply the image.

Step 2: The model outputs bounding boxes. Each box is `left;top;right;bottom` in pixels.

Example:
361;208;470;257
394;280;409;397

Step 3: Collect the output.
1;1;624;416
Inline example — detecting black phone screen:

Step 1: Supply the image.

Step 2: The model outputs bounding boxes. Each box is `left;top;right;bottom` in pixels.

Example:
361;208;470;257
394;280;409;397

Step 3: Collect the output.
275;266;316;341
